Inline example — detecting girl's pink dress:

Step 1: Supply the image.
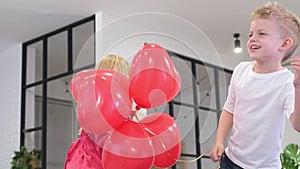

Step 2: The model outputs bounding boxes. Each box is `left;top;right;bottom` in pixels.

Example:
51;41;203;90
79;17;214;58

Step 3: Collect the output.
64;130;106;169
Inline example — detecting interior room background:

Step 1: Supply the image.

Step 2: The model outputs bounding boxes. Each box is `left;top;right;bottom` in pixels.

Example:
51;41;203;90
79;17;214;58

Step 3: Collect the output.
1;11;300;169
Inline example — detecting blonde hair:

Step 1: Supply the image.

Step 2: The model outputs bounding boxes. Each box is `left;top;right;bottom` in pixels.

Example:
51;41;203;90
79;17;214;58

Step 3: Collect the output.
78;54;130;135
251;2;300;62
96;54;130;77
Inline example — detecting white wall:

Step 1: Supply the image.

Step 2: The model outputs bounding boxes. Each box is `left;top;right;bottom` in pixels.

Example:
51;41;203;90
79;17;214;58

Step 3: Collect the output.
0;44;22;169
98;12;237;69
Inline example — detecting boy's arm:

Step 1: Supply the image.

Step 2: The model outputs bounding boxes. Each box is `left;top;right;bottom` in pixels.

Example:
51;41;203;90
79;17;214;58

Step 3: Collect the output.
290;56;300;132
290;87;300;132
210;110;233;162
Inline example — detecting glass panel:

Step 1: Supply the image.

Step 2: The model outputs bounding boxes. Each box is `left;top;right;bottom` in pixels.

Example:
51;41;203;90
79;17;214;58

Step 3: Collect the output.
196;64;216;109
26;41;43;85
73;21;95;70
171;56;195;104
198;110;218;153
24;130;42;152
25;85;43;129
47;75;75;106
23;130;43;168
173;104;196;155
218;70;232;108
48;31;68;77
47;76;77;169
201;158;220;169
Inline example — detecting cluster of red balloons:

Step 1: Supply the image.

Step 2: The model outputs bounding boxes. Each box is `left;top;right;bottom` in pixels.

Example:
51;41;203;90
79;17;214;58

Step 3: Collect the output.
70;44;182;169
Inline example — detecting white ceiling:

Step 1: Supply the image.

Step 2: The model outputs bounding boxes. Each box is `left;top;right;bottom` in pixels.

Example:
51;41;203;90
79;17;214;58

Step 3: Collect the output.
1;0;300;66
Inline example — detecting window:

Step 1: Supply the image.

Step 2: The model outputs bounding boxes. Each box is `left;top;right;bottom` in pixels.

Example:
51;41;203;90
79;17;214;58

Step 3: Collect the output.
166;52;232;169
21;15;95;169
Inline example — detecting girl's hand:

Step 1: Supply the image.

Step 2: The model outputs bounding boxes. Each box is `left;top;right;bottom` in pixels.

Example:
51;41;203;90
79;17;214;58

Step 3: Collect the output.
291;56;300;88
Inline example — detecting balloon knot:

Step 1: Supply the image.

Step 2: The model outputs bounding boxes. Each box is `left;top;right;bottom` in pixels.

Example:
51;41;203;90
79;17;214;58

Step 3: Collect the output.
135;105;141;111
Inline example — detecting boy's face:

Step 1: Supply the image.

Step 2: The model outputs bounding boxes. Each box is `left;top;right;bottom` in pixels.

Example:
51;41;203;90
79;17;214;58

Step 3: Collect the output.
247;18;285;63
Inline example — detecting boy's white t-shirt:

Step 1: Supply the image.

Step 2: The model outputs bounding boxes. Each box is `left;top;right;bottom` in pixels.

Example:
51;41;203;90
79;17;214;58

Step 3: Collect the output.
223;61;295;169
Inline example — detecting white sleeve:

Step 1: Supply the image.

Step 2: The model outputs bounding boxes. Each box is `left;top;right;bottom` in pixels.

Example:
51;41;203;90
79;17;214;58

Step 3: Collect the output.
223;63;242;114
223;81;236;114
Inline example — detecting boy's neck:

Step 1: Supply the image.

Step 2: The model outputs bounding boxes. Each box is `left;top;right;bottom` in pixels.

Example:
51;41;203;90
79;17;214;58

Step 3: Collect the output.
253;61;284;74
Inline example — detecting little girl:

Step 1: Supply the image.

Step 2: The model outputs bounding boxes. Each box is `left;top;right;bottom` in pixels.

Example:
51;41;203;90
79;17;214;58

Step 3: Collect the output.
64;54;146;169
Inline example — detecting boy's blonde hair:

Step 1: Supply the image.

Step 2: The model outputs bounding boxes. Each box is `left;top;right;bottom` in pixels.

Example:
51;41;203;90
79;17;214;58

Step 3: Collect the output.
251;2;300;62
96;54;130;77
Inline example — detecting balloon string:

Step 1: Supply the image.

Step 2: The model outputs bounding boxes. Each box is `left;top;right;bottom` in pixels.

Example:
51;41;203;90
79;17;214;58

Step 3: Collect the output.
143;127;156;135
176;149;209;163
134;111;140;122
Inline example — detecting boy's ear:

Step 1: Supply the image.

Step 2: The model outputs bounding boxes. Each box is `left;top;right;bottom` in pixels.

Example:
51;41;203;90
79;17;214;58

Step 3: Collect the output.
280;38;293;51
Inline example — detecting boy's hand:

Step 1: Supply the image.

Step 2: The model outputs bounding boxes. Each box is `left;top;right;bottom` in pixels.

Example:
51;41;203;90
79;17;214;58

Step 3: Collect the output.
291;56;300;88
210;144;224;162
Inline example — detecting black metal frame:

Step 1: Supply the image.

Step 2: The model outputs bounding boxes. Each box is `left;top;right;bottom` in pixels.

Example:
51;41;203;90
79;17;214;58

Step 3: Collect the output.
21;15;95;169
167;51;232;169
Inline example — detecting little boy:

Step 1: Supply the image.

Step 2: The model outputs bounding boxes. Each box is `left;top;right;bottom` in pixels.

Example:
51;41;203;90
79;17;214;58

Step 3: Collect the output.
210;2;300;168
